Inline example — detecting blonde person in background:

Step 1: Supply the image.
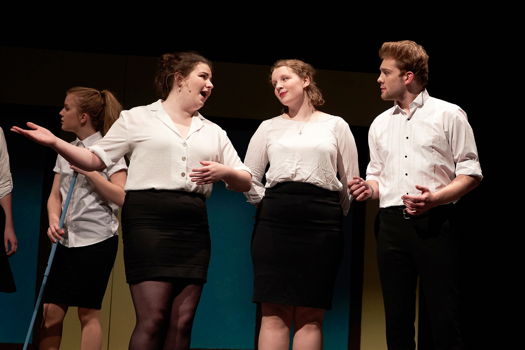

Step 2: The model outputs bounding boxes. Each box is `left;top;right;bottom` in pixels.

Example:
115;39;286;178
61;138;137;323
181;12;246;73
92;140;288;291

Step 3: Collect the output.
37;87;127;350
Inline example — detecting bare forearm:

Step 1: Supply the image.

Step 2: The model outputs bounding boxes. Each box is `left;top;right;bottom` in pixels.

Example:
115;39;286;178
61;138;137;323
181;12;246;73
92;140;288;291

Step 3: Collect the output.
224;170;252;192
47;194;62;226
433;175;481;205
83;171;126;206
0;194;14;231
52;138;105;171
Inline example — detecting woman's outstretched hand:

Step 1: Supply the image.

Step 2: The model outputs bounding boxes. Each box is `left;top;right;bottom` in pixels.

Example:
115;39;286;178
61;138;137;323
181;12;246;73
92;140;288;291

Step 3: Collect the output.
11;122;57;148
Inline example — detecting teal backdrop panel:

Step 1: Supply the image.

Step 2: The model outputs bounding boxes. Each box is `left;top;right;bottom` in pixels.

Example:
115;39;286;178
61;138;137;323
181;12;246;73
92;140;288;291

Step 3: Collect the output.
190;180;352;350
192;183;257;349
1;112;58;344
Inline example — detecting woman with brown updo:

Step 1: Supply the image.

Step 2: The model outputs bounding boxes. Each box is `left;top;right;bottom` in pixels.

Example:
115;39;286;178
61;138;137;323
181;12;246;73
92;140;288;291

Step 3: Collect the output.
12;52;252;350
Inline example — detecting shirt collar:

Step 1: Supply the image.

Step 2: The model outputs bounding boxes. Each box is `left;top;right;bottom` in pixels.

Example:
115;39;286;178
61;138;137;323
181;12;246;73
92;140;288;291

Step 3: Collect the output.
391;89;430;119
152;99;206;137
74;131;102;147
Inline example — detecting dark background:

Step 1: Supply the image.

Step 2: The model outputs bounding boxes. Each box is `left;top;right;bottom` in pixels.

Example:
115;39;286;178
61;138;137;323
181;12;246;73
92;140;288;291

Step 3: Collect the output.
1;17;509;348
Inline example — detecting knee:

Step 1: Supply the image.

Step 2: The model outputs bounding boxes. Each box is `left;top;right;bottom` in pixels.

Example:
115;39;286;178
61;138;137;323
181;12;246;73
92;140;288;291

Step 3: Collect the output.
176;309;198;334
42;304;67;329
294;307;324;331
77;308;101;328
261;303;293;330
137;310;169;334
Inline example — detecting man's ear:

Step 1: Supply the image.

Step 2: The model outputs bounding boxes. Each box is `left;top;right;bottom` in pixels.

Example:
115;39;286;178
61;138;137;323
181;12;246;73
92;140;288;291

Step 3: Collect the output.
404;71;415;85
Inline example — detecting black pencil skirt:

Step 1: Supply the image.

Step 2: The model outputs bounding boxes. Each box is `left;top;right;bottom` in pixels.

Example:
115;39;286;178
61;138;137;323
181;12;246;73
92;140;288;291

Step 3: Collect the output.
121;190;210;285
43;235;118;309
251;182;344;309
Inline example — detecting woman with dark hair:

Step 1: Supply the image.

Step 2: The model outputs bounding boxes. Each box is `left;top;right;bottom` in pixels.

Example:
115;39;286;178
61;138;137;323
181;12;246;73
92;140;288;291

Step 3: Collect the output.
244;59;359;350
12;52;252;350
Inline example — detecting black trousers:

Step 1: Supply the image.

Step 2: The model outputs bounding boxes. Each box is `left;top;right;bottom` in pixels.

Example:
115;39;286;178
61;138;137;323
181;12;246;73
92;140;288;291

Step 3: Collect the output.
376;205;463;350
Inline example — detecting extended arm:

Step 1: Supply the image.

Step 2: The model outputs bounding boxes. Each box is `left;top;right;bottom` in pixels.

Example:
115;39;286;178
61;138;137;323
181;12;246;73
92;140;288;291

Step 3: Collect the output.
11;122;105;171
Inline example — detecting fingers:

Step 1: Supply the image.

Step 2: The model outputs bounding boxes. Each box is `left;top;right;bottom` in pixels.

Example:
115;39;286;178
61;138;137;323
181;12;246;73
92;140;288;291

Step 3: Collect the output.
348;177;371;201
5;239;17;256
47;225;64;243
10;126;24;135
26;121;41;128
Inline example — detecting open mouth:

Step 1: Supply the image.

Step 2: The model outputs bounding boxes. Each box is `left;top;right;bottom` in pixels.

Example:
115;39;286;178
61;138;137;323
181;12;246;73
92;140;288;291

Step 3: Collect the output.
200;90;208;98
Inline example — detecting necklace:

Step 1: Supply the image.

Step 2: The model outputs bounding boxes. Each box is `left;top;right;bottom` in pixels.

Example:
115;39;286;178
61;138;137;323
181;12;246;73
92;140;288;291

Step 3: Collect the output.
298;122;307;135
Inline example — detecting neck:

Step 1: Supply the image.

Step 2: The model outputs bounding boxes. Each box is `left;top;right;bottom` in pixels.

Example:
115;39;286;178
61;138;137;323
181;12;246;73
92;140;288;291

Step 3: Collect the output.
396;90;421;111
76;127;97;141
163;95;195;121
286;100;316;121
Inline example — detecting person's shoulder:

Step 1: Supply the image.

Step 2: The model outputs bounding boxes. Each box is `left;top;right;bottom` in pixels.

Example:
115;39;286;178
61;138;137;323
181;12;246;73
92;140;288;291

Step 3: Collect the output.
323;113;346;124
262;115;283;125
428;95;462;112
122;100;161;118
427;96;468;122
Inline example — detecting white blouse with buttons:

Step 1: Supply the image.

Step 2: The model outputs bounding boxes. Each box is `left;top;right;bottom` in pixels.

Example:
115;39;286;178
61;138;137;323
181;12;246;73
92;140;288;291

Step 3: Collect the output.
56;132;127;247
244;114;359;215
89;100;250;198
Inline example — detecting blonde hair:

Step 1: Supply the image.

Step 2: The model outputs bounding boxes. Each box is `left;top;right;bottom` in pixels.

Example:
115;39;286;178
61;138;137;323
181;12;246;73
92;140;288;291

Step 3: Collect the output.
67;87;122;135
271;59;325;109
379;40;429;87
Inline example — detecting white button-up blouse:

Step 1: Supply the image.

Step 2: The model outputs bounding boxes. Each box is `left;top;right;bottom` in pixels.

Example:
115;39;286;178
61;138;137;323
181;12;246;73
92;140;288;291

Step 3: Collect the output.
89;100;250;198
56;132;127;247
244;114;359;215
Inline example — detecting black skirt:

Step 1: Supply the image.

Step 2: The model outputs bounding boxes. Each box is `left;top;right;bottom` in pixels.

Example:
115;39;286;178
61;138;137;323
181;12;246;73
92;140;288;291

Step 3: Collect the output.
251;182;343;309
0;207;16;293
121;190;210;284
43;235;118;309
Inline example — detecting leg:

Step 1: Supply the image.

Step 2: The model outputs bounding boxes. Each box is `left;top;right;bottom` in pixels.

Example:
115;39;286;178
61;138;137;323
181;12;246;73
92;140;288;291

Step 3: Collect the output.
128;280;173;350
416;209;463;350
39;303;68;350
376;211;418;350
292;306;325;350
162;282;203;350
78;307;102;350
258;303;293;350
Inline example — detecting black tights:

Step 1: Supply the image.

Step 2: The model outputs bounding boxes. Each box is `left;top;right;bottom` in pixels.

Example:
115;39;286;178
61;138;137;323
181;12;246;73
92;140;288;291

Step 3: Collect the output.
128;279;203;350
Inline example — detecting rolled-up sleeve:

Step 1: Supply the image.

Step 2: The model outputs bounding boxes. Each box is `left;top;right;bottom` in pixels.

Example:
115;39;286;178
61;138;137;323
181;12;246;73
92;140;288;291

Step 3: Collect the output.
89;113;130;168
449;109;483;180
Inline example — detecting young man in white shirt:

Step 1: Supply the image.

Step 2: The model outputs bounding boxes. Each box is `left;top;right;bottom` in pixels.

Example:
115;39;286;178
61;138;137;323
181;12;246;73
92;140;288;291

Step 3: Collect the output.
349;40;482;350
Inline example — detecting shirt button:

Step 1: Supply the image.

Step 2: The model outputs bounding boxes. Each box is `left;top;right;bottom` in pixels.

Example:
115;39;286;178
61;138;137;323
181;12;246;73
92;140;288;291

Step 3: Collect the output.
405;155;407;158
181;172;186;177
405;173;408;176
406;136;409;139
182;156;186;161
182;142;187;147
